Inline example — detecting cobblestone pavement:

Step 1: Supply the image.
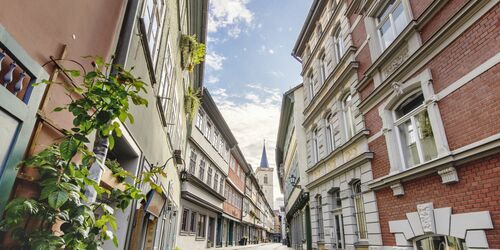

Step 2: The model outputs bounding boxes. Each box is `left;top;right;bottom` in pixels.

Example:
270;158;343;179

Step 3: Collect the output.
217;243;292;250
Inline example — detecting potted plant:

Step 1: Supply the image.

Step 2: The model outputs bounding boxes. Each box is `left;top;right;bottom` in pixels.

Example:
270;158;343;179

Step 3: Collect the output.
180;34;205;72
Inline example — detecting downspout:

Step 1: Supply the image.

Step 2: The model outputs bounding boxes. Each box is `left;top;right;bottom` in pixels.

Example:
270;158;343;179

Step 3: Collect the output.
83;1;140;250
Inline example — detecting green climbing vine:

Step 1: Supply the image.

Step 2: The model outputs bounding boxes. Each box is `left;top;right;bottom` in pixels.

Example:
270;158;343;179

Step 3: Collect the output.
180;34;206;72
0;57;166;249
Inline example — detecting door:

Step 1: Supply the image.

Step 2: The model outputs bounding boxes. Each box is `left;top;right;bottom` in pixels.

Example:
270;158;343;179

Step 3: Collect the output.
0;26;49;213
208;217;215;247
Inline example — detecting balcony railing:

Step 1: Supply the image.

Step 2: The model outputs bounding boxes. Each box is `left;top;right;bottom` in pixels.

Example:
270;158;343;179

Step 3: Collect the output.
0;45;36;104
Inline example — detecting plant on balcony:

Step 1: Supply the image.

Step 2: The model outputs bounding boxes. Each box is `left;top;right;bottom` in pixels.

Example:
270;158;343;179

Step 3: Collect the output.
184;86;201;122
0;57;167;249
180;34;206;72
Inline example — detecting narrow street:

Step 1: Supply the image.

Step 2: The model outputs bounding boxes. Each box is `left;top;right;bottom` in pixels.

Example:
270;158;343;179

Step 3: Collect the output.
219;243;291;250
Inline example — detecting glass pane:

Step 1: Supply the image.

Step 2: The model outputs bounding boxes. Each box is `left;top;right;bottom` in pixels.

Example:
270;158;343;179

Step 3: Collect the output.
379;20;394;48
446;236;468;250
0;110;18;173
396;93;425;119
399;120;420;167
378;0;396;20
416;111;438;162
393;2;407;35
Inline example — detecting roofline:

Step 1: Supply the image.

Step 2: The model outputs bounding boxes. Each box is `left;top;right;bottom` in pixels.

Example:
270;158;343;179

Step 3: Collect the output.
201;88;238;147
291;0;327;58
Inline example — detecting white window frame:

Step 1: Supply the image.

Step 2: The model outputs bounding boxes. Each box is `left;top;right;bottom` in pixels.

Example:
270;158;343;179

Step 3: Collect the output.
342;94;356;140
325;114;335;154
379;70;450;175
142;0;166;65
312;128;320;163
351;180;367;240
392;92;438;170
333;28;344;64
308;71;315;99
376;0;410;50
319;53;327;84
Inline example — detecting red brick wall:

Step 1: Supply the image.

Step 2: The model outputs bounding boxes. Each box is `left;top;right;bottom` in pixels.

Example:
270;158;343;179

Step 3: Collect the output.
369;136;390;179
364;102;382;133
376;153;500;247
420;0;468;43
425;4;499;93
438;65;500;151
359;80;374;101
356;45;372;79
350;14;365;48
408;0;433;20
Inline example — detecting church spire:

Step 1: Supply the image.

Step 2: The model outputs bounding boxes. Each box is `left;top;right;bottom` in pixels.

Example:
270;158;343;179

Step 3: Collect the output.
259;140;269;168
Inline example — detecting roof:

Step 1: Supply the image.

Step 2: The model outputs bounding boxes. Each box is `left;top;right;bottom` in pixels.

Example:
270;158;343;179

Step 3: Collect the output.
291;0;327;58
259;141;269;168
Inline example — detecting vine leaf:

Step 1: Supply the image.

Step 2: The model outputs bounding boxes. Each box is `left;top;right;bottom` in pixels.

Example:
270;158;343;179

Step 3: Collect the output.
60;138;78;161
48;190;69;209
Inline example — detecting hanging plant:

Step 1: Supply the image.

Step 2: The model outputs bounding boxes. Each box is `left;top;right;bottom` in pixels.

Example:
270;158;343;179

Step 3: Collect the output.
0;57;169;250
184;86;201;122
180;34;206;72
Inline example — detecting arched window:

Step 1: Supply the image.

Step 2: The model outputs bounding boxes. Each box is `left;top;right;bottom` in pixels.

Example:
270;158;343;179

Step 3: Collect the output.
334;29;344;63
351;180;367;240
312;128;320;163
308;71;315;99
343;94;356;140
325;114;335;154
414;235;467;250
394;92;437;169
328;189;344;249
319;53;327;84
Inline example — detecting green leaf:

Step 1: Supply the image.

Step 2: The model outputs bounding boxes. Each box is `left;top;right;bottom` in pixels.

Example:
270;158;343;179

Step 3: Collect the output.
118;111;127;123
113;236;119;247
53;107;65;112
60;138;78;161
127;113;135;124
48;190;69;209
108;136;115;150
94;57;104;67
66;69;81;77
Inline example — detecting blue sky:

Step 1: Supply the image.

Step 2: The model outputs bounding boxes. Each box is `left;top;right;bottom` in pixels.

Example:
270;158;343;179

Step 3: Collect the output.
205;0;312;203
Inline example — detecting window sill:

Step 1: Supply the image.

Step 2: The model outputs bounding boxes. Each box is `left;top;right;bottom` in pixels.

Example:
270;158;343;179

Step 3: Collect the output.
369;134;500;191
196;236;206;241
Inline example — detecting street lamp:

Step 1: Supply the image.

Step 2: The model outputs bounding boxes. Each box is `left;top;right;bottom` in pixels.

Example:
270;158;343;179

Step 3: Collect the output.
289;174;296;186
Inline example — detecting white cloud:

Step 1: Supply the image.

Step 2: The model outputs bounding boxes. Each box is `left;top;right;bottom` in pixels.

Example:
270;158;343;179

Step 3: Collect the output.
268;49;275;54
210;84;281;171
207;75;220;84
205;51;227;71
208;0;253;37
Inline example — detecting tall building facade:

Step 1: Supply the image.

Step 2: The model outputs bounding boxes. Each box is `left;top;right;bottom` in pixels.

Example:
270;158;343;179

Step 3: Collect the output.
276;84;313;250
280;0;500;249
0;0;208;249
255;142;275;209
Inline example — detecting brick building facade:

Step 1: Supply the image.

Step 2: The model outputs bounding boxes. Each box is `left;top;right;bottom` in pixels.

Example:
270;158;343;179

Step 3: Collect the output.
287;0;499;249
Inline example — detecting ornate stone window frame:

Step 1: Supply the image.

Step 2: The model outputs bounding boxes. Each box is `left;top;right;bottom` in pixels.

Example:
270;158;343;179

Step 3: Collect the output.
389;203;493;249
378;69;450;175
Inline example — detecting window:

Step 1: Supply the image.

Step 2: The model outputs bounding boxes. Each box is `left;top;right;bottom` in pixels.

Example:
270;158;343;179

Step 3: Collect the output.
214;173;219;190
197;214;206;238
264;175;268;184
189;150;197;174
319;53;327;84
415;236;467;250
189;211;197;232
181;209;189;231
316;196;324;240
142;0;166;65
334;29;344;63
312;128;320;163
196;110;204;129
351;180;367;240
158;42;173;116
316;23;323;39
394;93;437;169
213;131;219;147
198;159;205;181
377;0;409;49
168;91;178;137
205;121;212;139
325;114;335;154
308;71;315;99
207;167;213;187
329;189;344;248
219;177;224;194
343;94;356;140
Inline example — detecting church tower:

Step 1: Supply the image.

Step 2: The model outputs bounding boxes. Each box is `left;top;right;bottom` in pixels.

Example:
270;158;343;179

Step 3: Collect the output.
255;140;274;208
